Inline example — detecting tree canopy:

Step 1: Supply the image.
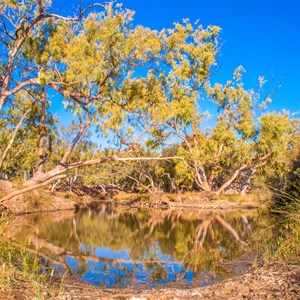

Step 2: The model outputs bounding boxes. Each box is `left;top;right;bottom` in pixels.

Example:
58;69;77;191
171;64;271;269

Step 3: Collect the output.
0;0;298;202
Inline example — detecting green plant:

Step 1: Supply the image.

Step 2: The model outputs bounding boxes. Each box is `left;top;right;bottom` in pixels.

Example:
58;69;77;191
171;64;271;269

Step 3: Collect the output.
266;181;300;262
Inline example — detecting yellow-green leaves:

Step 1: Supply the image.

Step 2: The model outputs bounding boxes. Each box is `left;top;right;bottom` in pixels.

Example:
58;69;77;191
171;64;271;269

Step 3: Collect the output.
207;68;257;139
258;112;298;156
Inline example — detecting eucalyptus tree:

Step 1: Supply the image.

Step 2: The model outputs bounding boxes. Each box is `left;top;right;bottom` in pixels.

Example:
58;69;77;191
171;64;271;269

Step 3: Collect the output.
0;0;107;182
2;1;295;203
0;0;108;113
0;2;221;202
0;88;56;179
171;69;299;195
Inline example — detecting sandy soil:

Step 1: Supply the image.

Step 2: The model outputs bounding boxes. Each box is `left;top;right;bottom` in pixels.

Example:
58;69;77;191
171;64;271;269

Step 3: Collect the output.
1;262;299;300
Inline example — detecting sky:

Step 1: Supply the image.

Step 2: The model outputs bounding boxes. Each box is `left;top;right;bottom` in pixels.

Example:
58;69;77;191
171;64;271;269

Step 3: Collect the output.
52;0;300;115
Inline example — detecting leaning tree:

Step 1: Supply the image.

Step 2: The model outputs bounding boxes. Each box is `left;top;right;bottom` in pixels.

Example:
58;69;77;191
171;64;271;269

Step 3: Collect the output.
1;1;297;203
0;1;220;202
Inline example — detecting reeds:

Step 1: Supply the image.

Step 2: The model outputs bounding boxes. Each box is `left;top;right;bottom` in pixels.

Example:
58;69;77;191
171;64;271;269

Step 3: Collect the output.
267;180;300;262
0;214;63;299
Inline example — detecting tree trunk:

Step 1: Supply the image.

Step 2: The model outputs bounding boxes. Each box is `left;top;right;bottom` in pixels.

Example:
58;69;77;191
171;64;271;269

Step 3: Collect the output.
0;93;7;115
0;101;36;169
194;165;212;192
0;174;67;204
240;169;255;196
32;113;91;181
215;165;248;195
36;88;47;176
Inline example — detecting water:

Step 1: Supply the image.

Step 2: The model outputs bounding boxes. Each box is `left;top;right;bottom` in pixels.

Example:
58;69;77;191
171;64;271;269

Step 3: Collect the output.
5;204;276;289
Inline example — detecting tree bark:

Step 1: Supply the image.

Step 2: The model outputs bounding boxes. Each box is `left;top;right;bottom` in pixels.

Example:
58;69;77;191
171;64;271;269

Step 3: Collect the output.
240;169;255;196
194;165;212;192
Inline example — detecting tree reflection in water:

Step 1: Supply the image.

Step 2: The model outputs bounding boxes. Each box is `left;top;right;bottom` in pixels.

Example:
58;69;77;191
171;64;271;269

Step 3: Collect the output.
5;204;275;288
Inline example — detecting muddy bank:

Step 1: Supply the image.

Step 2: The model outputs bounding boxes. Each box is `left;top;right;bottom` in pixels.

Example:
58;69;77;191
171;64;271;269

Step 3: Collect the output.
77;189;264;211
62;262;300;299
1;262;299;299
1;195;261;214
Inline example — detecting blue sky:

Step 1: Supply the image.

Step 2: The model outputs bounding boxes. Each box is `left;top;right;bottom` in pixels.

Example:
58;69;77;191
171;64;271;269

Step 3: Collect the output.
51;0;300;124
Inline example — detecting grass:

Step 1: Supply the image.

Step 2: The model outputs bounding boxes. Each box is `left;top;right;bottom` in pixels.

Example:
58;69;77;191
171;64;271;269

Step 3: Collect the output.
218;190;271;204
265;181;300;263
0;214;64;299
271;213;300;262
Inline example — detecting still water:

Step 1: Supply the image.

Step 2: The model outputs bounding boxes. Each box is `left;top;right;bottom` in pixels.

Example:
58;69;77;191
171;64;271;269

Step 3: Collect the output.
5;204;275;289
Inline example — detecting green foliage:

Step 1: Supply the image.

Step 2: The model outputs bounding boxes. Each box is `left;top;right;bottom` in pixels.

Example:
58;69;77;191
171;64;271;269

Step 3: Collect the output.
170;69;299;194
263;147;300;262
0;1;298;199
0;90;56;177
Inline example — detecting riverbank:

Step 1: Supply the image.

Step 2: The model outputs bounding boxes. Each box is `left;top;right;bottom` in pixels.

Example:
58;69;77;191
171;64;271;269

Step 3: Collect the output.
0;179;266;214
2;210;298;300
0;180;300;300
1;262;299;299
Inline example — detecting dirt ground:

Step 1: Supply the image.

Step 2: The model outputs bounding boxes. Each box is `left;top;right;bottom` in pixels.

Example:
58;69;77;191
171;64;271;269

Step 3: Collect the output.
1;262;299;300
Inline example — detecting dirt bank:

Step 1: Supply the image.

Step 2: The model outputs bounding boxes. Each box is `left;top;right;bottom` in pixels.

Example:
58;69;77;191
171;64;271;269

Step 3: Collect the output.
1;262;299;299
1;179;265;214
0;180;77;214
80;190;264;211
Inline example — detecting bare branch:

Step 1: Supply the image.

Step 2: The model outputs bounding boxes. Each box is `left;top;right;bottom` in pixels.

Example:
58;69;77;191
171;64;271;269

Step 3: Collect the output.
215;164;248;195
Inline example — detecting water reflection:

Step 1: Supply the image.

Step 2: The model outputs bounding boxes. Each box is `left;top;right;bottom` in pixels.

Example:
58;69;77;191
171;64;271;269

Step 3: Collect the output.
4;204;275;288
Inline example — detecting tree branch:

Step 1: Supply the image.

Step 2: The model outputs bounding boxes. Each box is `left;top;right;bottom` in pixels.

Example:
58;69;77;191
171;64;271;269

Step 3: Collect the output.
215;164;248;195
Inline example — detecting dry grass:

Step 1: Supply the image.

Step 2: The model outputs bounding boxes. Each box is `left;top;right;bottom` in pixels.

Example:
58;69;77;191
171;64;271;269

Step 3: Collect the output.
0;215;64;299
218;191;271;204
0;180;12;199
0;216;37;296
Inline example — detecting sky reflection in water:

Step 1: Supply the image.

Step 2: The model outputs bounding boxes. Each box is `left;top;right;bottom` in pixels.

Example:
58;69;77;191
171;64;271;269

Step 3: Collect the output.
6;204;275;288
